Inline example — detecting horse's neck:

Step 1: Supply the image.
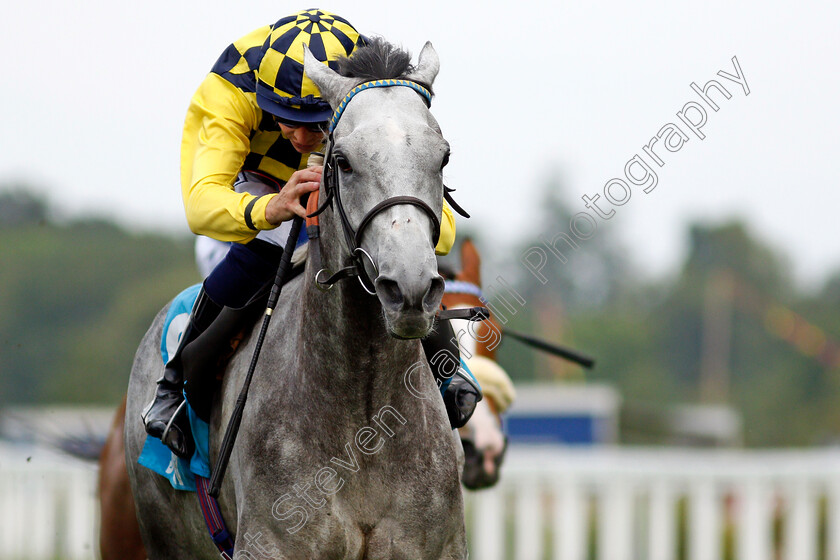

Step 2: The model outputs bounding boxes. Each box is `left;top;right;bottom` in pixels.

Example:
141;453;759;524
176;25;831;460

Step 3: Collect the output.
295;234;423;408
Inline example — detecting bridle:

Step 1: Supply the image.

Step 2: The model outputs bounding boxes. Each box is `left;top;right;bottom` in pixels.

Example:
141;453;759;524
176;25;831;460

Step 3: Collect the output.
306;79;466;295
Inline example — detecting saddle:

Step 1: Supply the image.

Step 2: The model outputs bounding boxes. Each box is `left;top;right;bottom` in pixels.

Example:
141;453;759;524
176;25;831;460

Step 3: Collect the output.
138;269;302;492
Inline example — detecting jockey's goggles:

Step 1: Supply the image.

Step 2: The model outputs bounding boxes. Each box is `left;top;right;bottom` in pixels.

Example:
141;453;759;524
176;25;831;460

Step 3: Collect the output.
274;116;329;133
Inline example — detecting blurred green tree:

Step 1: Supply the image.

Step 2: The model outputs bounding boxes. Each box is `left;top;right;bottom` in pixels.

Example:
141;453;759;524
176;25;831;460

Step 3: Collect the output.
0;189;200;405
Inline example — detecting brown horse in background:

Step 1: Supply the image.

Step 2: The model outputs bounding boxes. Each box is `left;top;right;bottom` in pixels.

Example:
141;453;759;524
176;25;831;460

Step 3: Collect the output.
442;239;516;489
97;395;146;559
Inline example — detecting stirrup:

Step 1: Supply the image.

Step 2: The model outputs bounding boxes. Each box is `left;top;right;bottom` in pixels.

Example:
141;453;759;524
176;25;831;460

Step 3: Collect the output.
161;400;188;446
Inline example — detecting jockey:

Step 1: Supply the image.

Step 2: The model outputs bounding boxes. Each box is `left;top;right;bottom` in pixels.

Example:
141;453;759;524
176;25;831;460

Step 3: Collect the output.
142;9;479;459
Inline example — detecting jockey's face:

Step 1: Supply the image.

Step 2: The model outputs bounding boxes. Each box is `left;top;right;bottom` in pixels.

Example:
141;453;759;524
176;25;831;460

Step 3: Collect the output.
275;117;328;154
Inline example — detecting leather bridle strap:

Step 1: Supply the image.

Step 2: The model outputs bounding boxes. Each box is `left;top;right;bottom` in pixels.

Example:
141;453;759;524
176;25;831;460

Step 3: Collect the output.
353;195;441;248
436;306;489;322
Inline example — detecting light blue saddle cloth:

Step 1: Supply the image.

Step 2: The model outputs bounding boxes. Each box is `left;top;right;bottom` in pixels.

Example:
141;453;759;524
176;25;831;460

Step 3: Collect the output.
137;284;210;491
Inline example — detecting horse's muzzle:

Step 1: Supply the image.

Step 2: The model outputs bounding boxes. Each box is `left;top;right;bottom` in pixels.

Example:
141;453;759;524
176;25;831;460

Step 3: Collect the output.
375;274;444;338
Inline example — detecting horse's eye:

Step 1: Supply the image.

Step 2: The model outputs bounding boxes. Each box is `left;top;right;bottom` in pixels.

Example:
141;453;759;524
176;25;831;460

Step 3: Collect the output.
335;155;353;173
441;152;450;171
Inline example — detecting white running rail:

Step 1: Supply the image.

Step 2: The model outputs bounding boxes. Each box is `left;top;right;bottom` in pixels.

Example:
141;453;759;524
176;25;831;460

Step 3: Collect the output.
465;446;840;560
3;444;840;559
0;444;98;560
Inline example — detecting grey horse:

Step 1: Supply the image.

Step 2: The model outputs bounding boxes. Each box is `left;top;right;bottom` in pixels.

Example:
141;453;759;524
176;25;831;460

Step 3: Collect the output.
125;41;467;559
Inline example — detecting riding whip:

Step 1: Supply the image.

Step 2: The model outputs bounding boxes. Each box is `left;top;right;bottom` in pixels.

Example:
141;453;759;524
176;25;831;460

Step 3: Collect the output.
501;328;596;369
209;156;321;498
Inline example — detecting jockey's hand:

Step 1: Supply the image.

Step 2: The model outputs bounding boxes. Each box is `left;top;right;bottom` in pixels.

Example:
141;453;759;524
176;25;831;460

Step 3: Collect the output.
265;166;322;225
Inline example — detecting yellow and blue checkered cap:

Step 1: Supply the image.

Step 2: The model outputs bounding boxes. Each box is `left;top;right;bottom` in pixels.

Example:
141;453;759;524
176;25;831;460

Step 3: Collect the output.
256;9;362;122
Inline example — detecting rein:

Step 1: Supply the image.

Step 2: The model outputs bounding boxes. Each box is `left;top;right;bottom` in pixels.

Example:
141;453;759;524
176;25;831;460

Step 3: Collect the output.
208;210;306;499
443;279;597;368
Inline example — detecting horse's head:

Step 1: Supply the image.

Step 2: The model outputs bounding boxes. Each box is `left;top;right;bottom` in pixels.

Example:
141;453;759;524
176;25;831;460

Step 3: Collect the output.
305;42;448;339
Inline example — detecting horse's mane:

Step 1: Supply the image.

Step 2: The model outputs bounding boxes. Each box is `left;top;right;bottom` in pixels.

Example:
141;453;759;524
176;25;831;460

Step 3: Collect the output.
338;37;434;94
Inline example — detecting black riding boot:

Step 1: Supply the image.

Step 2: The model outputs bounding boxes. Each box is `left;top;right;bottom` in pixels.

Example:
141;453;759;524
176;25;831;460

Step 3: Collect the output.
141;286;223;458
181;295;266;423
423;319;483;429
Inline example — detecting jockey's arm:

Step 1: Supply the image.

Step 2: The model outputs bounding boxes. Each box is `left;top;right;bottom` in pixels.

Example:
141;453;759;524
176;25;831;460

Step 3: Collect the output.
182;72;456;252
181;74;280;244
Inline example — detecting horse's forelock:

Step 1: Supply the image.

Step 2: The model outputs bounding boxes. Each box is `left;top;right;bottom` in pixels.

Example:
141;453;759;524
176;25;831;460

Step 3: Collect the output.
338;37;434;94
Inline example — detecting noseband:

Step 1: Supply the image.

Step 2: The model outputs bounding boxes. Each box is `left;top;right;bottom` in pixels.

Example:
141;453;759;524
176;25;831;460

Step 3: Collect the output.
306;79;443;294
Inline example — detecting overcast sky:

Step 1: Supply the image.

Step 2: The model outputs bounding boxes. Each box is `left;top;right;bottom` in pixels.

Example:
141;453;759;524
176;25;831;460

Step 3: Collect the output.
2;1;838;288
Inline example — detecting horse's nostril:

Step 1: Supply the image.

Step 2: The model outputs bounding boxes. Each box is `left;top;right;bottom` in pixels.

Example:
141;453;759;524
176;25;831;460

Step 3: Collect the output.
376;278;404;309
424;275;445;311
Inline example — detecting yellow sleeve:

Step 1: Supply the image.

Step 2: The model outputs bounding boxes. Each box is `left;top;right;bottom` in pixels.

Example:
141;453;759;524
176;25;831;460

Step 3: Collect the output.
180;73;278;243
435;201;456;255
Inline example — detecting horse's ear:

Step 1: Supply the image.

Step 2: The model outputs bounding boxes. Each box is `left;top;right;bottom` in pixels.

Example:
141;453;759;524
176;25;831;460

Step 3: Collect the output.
459;238;482;285
406;42;440;88
303;46;357;109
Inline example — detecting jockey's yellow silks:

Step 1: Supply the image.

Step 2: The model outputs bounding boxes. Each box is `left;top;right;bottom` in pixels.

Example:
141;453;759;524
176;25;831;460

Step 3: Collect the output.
180;16;454;253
